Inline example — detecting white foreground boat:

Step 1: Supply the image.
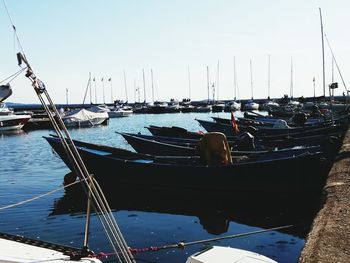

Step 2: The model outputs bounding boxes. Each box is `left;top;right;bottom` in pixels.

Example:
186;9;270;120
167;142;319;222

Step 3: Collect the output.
186;246;277;263
0;235;101;263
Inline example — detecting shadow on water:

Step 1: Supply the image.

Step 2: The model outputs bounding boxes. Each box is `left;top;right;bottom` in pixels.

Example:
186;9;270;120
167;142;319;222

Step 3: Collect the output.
51;173;323;239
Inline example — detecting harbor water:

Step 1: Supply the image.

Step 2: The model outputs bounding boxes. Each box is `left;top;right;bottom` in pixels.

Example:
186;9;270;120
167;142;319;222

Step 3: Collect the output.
0;112;320;263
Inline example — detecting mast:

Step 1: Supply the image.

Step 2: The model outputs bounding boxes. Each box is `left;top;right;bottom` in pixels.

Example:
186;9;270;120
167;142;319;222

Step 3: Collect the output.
290;57;293;98
268;55;271;99
142;68;146;103
207;66;210;103
331;57;334;83
188;65;191;100
319;8;326;98
233;56;236;100
109;77;113;103
93;77;97;104
250;59;253;99
66;88;68;105
123;70;128;103
101;77;105;104
82;72;91;105
151;69;154;103
89;72;92;104
216;60;219;102
313;77;316;97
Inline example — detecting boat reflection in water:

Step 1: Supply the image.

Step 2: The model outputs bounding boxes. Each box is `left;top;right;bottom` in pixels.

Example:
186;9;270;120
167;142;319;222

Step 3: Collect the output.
52;173;322;239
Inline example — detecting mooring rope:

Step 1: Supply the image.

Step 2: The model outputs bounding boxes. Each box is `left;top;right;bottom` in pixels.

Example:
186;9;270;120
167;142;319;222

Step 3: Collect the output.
88;224;293;259
0;179;85;211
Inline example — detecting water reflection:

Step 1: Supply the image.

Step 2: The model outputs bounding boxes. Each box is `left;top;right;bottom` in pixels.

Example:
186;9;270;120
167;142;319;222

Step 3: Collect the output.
51;173;322;238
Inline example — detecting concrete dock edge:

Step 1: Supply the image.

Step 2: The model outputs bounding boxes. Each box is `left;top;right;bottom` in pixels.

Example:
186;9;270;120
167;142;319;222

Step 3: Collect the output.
299;129;350;262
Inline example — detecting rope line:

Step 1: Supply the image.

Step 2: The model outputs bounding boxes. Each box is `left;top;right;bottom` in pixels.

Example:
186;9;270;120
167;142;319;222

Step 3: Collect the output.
88;224;293;258
0;67;26;85
0;179;85;211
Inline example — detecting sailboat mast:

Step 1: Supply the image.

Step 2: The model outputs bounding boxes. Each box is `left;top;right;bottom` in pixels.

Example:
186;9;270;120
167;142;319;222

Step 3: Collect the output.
109;77;113;103
216;60;219;102
123;70;128;103
102;78;105;104
290;57;293;98
142;69;146;103
268;55;270;99
250;59;253;99
207;66;210;103
233;56;236;100
331;57;334;82
151;69;154;103
89;72;92;104
188;65;191;100
319;8;326;98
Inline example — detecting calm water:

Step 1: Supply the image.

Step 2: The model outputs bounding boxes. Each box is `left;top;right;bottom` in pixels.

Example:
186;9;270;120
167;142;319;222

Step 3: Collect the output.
0;112;318;263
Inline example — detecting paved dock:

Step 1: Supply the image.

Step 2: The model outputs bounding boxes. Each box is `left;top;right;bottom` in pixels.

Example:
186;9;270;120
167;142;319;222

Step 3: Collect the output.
299;129;350;262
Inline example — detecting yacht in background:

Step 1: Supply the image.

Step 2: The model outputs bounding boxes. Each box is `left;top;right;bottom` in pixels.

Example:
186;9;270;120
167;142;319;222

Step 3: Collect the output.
0;102;31;132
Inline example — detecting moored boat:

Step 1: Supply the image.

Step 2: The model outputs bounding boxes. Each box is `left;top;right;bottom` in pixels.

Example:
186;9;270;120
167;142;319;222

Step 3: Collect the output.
62;108;109;127
0;102;31;131
45;135;326;193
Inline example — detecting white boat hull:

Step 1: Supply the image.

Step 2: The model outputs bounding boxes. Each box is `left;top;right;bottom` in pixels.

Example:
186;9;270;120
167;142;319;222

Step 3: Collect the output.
0;115;31;131
0;237;101;263
186;246;277;263
108;110;133;118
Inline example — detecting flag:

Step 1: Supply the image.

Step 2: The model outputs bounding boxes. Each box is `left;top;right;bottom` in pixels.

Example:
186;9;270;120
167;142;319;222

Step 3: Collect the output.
101;77;104;81
93;77;95;81
108;78;112;81
231;111;239;134
313;77;315;82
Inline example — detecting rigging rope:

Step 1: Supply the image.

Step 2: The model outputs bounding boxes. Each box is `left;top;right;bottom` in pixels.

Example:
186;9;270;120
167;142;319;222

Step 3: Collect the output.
0;67;26;85
325;34;348;93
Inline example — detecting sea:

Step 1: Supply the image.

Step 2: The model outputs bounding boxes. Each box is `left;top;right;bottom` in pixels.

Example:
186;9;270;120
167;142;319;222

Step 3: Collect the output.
0;112;320;263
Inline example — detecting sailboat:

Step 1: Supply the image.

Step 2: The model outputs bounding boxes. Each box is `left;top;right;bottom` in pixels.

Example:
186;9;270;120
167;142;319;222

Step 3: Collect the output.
224;56;241;112
194;66;212;113
244;59;260;110
211;61;225;112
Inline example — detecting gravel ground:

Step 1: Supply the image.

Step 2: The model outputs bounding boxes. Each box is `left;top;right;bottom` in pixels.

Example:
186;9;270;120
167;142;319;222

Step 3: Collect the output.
299;130;350;262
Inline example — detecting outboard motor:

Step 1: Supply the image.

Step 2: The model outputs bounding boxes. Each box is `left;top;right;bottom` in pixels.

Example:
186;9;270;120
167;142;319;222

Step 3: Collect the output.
292;112;307;126
236;132;255;151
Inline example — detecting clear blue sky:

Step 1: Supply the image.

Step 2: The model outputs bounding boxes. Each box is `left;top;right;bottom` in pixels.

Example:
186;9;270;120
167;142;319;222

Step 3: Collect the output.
1;0;349;104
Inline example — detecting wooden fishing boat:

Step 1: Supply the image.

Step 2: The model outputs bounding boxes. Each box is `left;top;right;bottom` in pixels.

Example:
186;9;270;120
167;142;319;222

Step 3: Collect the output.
196;118;346;138
146;125;204;139
145;124;343;149
45;136;326;193
120;132;323;157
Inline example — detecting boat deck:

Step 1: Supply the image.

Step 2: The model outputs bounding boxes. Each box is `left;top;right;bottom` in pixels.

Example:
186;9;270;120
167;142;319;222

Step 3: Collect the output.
0;232;101;262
